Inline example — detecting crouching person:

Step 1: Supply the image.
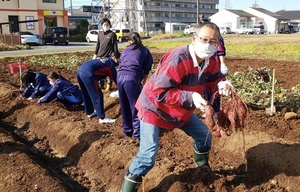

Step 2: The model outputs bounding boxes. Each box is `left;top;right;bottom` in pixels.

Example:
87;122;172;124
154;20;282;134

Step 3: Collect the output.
38;72;83;108
17;71;52;101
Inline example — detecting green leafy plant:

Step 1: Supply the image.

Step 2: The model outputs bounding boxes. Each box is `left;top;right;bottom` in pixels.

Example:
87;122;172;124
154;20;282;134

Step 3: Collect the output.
228;67;300;110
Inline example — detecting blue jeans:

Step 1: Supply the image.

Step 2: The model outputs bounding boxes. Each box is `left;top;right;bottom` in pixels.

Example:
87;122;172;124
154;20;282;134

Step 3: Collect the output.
127;113;212;176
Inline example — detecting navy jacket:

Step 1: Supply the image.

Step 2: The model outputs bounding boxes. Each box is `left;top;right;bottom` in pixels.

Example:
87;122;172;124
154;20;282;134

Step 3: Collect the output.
21;72;51;98
77;58;118;84
39;78;82;103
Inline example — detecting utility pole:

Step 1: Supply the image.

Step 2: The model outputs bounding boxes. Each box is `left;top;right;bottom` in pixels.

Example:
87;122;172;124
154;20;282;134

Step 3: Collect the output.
225;0;231;9
169;3;172;33
70;0;73;15
253;0;259;7
196;0;199;24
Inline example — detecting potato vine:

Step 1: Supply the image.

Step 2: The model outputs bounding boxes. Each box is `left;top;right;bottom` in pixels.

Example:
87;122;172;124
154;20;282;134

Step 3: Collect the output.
228;67;300;110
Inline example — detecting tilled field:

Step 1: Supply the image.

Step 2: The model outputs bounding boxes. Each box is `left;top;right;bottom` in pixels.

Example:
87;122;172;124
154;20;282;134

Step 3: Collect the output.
0;53;299;192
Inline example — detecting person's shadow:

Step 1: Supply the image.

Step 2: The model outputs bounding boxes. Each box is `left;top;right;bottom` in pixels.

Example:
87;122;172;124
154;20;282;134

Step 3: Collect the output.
149;142;300;191
63;130;110;166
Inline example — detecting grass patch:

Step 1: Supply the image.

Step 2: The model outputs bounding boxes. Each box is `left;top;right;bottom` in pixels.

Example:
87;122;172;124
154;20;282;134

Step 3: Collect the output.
143;34;300;61
0;43;30;51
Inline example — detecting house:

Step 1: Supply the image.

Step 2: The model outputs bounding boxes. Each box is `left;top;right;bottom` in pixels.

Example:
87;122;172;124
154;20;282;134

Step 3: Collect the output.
244;7;290;33
210;7;290;34
275;10;300;31
0;0;68;35
209;9;256;33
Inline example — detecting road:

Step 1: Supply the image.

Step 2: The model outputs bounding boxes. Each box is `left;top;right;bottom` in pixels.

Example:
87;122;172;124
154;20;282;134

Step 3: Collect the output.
0;42;129;58
0;37;191;58
0;42;95;58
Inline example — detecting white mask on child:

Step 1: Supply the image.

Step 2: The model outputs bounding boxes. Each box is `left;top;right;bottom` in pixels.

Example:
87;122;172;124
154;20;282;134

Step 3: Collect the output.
102;26;110;32
49;81;54;86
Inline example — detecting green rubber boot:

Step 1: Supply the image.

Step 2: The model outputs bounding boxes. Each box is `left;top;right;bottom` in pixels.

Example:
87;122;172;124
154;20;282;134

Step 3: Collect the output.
120;172;142;192
193;148;209;167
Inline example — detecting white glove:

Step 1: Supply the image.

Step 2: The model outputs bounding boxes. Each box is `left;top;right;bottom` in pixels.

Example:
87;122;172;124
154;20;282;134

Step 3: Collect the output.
218;80;233;96
37;96;44;103
192;92;207;111
220;63;228;75
109;90;119;98
92;54;97;59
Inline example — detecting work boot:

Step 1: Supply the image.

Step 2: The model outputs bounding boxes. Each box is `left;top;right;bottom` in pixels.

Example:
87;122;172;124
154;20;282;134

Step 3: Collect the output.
120;172;142;192
105;83;111;91
105;78;113;91
193;148;209;167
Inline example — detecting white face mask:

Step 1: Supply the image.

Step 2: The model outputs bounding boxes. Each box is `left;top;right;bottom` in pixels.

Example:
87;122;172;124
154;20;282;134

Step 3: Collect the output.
102;26;110;32
194;41;218;59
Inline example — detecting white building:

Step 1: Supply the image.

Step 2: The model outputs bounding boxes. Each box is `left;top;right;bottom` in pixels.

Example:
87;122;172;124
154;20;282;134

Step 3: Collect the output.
74;0;220;33
244;7;289;33
209;9;256;32
210;7;290;34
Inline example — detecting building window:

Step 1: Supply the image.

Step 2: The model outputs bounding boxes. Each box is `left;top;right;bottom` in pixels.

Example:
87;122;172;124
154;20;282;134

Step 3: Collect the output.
155;23;161;27
175;4;180;7
154;13;160;17
43;0;56;3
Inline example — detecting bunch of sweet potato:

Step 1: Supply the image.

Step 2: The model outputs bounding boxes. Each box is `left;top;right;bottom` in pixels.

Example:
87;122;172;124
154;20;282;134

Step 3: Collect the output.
204;88;248;137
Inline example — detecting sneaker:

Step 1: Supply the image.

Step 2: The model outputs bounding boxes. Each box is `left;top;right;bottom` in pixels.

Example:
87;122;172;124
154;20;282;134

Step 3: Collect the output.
109;90;119;98
99;117;116;124
87;111;97;118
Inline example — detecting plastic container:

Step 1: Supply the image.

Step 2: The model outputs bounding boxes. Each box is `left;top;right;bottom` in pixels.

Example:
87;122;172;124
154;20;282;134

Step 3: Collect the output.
9;63;28;74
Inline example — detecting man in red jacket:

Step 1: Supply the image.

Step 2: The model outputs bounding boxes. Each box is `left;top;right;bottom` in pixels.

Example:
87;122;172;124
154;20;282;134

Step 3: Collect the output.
120;22;233;191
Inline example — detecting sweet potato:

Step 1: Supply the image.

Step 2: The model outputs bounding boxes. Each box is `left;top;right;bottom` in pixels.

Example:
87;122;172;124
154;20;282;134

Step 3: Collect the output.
215;88;248;136
204;104;215;129
235;95;248;122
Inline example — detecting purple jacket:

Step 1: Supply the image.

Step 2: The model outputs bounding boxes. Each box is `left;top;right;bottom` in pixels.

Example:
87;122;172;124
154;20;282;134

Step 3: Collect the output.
118;44;153;81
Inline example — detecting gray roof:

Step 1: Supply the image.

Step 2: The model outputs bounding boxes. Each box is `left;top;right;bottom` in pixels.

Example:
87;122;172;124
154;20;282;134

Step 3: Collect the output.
275;10;300;20
249;7;289;20
225;9;255;17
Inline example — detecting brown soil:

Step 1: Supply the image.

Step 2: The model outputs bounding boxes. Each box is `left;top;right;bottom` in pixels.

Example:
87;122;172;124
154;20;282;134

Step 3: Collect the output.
0;52;299;192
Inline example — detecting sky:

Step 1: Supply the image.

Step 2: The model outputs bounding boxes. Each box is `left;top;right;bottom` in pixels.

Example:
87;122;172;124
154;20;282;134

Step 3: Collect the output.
64;0;300;12
218;0;300;12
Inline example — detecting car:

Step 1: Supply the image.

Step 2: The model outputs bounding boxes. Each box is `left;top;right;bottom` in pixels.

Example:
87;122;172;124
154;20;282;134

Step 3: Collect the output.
42;27;69;45
184;24;197;34
113;28;130;42
149;28;163;35
18;31;40;45
251;24;265;34
86;29;102;43
219;27;232;35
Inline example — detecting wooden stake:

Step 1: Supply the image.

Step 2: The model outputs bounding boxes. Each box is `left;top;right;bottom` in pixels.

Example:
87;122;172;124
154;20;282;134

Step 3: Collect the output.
270;68;276;115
